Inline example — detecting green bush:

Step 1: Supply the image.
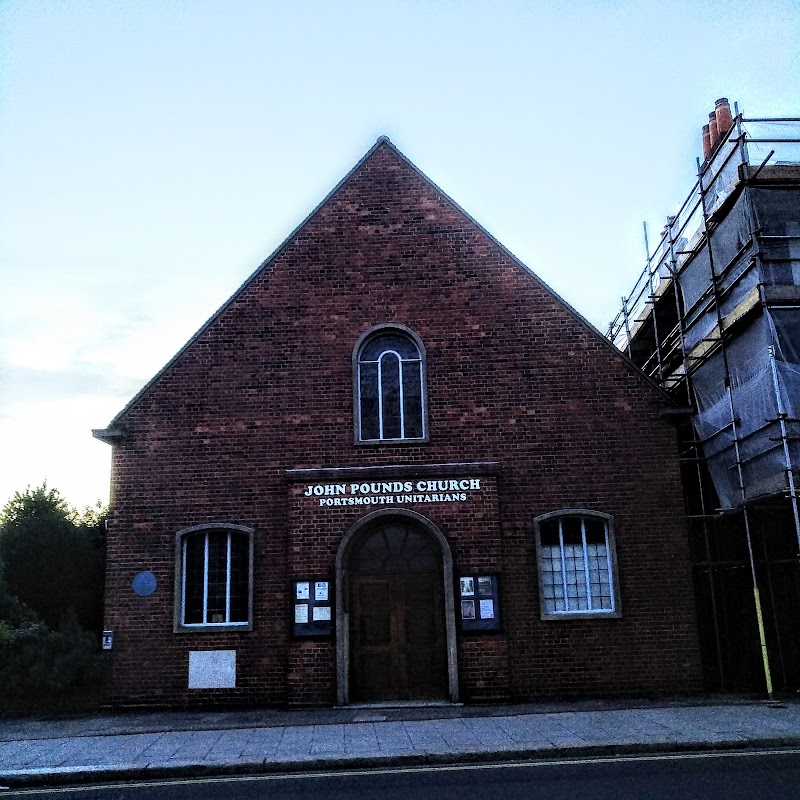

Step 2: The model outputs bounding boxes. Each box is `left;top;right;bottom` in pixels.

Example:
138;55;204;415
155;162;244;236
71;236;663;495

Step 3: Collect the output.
0;486;108;714
0;620;105;701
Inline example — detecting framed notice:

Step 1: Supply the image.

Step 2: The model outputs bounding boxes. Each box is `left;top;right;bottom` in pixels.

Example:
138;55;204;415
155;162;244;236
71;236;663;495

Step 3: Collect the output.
458;574;501;632
292;578;334;638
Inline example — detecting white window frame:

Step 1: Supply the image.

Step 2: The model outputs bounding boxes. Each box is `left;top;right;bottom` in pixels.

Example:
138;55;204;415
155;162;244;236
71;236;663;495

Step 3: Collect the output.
174;523;254;632
533;510;621;620
353;323;428;444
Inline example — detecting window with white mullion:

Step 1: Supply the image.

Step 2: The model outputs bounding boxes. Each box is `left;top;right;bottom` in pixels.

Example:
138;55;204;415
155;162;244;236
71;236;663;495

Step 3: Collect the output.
535;512;620;619
181;538;188;625
378;350;403;439
558;521;570;612
375;357;383;439
225;532;232;623
356;328;425;442
397;355;406;437
580;519;594;611
405;359;424;438
178;527;252;629
202;532;210;625
603;535;615;610
375;352;404;438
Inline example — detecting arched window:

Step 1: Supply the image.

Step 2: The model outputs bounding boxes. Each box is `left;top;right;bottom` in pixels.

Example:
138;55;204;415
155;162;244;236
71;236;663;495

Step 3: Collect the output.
355;326;426;442
175;524;253;631
533;511;621;619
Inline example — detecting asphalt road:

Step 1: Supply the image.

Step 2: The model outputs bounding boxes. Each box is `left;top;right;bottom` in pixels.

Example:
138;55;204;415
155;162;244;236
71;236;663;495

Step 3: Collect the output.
6;749;800;800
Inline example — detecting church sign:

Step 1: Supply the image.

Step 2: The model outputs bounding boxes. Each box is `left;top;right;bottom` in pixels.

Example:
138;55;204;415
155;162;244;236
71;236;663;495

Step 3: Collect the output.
303;478;483;507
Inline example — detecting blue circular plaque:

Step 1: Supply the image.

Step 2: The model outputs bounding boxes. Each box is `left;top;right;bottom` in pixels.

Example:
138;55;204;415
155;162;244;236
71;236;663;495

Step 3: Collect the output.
132;571;157;597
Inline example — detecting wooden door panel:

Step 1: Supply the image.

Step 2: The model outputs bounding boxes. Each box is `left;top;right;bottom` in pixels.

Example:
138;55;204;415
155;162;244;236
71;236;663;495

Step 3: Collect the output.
359;653;393;698
358;580;392;646
402;573;446;698
405;609;437;646
350;569;447;702
350;576;394;701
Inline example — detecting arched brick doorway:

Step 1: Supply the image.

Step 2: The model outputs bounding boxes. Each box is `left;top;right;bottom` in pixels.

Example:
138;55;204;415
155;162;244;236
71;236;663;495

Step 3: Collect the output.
335;509;459;705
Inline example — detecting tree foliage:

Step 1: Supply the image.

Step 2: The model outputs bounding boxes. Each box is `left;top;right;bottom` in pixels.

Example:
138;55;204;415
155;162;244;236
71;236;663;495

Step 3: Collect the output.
0;485;106;631
0;619;104;701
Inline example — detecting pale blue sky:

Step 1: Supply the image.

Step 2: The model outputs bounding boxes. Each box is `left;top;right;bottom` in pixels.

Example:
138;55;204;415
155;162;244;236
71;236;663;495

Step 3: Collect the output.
1;0;798;509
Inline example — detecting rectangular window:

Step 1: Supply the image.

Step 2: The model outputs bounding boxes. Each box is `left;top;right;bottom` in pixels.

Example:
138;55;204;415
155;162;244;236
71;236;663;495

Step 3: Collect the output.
536;514;619;618
178;528;252;629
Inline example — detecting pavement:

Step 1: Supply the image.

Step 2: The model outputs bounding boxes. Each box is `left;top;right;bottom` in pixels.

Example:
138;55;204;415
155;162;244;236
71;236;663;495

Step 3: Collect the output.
2;696;800;788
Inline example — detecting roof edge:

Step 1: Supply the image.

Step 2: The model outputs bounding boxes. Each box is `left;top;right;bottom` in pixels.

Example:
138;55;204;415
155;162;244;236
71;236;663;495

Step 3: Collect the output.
99;137;394;430
92;428;126;445
99;135;674;431
380;141;677;404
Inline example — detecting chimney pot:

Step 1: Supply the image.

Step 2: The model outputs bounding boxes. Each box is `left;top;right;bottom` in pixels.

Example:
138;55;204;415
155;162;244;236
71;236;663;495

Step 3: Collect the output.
708;111;720;151
715;97;734;139
702;124;711;160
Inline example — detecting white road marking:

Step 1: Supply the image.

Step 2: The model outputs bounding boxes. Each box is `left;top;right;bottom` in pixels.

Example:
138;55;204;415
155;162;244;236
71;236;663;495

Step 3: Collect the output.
6;747;800;796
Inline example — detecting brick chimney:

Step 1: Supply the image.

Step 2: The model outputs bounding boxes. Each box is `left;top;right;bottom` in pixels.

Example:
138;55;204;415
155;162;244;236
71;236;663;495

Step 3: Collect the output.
702;124;711;160
714;98;734;139
708;112;720;151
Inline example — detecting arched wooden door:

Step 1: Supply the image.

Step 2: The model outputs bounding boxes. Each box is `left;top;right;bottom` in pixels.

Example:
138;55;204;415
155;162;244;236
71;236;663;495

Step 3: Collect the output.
348;519;448;702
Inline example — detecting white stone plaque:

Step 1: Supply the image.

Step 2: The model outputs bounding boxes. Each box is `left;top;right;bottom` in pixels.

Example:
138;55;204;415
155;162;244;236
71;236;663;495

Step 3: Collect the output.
188;650;236;689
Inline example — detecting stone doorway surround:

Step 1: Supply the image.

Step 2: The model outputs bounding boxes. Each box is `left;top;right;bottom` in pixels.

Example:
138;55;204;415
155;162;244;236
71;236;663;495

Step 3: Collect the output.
335;508;459;705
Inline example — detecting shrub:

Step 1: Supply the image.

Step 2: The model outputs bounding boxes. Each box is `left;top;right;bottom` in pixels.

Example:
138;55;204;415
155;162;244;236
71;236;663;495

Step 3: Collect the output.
0;621;105;702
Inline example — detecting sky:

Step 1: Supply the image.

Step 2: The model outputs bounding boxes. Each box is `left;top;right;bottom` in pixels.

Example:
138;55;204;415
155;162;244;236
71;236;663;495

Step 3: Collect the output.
1;0;798;511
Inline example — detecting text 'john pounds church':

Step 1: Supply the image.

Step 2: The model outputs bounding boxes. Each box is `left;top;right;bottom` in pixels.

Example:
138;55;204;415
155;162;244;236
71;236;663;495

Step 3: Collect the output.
94;136;701;707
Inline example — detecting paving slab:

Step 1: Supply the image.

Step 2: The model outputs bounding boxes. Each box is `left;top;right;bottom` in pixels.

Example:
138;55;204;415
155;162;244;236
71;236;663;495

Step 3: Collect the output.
204;729;256;759
274;725;314;759
402;720;449;751
433;718;482;748
494;716;557;745
310;723;345;755
239;726;284;758
344;723;380;755
461;716;515;746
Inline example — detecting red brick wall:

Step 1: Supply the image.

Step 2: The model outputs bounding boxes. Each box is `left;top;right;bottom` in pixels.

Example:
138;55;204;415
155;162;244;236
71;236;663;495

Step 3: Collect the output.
103;141;701;707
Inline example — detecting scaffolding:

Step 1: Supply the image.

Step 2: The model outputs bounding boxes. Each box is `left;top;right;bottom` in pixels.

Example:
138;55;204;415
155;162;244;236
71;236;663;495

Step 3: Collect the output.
608;112;800;694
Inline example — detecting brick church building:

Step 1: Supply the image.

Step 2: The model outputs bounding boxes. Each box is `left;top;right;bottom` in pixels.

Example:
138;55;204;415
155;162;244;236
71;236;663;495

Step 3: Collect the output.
94;138;702;707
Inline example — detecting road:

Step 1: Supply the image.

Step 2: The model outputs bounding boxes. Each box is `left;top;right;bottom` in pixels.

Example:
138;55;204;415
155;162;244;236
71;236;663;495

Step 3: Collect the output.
5;749;800;799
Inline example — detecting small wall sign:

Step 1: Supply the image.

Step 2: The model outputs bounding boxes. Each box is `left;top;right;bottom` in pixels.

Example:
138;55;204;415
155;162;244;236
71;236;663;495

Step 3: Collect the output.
102;630;114;650
132;571;157;597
